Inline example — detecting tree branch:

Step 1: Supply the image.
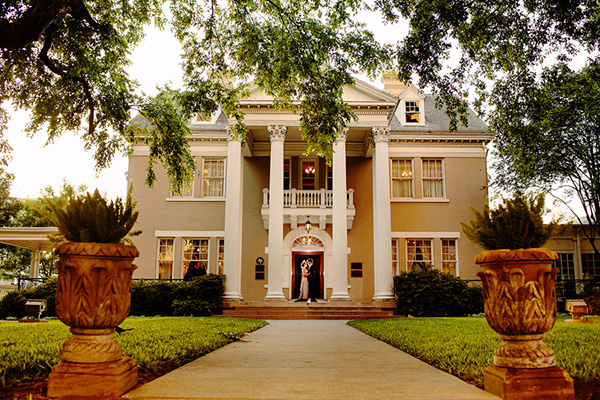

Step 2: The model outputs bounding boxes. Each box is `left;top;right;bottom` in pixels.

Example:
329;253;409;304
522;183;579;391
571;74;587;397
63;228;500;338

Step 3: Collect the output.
0;0;68;49
39;24;95;135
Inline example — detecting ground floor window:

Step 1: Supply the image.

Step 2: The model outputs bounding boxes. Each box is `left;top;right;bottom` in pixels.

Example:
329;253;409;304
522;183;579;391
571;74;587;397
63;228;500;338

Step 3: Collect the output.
158;238;174;279
183;238;209;279
217;238;225;275
391;239;400;276
392;237;459;276
582;253;600;278
407;239;433;271
555;253;575;280
441;239;457;275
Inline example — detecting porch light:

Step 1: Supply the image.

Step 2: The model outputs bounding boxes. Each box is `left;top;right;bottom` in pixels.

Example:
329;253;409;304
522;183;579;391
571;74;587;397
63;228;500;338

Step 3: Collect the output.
305;216;312;234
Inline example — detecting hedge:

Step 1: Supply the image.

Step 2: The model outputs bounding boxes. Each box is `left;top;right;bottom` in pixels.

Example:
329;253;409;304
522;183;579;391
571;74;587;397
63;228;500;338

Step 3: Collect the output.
0;274;224;319
394;266;483;317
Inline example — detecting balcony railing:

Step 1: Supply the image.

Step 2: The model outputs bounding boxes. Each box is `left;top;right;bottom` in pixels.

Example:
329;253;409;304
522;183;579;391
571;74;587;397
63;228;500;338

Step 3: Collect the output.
262;188;355;209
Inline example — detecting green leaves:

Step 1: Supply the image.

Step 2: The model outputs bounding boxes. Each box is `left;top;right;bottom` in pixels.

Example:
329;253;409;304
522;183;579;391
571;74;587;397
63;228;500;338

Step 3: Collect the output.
44;188;140;244
461;192;560;250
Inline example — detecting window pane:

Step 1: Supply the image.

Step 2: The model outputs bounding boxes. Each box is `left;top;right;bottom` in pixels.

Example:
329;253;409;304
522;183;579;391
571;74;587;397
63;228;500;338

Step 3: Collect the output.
183;238;209;277
158;238;174;279
406;239;432;271
442;239;457;275
423;159;444;198
391;159;413;198
554;253;575;280
203;158;225;197
218;239;225;275
391;239;399;276
582;253;600;278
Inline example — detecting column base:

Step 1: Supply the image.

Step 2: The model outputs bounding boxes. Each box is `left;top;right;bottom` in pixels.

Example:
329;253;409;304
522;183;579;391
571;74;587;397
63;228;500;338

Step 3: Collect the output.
329;293;352;301
264;292;286;301
483;365;574;400
48;357;138;399
372;293;395;301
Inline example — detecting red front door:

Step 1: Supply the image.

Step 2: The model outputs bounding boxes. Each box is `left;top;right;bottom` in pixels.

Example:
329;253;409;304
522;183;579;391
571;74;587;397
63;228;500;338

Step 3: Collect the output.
291;252;324;300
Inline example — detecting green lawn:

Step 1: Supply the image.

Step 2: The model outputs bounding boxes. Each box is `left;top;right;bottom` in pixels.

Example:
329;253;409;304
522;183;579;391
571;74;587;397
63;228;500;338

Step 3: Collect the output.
348;316;600;387
0;317;267;388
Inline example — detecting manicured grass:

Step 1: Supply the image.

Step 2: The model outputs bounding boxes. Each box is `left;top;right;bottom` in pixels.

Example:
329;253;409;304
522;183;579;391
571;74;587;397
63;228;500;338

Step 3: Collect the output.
0;317;267;388
348;316;600;387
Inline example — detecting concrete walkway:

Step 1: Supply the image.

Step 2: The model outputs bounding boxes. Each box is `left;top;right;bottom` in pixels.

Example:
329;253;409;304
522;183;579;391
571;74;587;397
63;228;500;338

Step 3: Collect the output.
124;320;500;400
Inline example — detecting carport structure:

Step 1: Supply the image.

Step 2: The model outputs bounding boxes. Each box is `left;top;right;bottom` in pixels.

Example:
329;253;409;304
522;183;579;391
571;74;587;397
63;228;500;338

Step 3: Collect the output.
0;227;58;278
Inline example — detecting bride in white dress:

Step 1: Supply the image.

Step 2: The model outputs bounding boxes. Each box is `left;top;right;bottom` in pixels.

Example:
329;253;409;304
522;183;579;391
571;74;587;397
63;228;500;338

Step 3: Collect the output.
299;260;309;300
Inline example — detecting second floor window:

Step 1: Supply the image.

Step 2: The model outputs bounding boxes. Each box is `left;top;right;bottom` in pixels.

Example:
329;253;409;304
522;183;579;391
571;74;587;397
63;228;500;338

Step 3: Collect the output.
422;159;444;198
391;159;413;198
202;157;225;198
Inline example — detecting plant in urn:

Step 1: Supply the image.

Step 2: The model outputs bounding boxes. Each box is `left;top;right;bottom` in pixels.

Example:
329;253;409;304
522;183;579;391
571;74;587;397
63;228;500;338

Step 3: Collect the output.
462;192;573;400
44;189;141;398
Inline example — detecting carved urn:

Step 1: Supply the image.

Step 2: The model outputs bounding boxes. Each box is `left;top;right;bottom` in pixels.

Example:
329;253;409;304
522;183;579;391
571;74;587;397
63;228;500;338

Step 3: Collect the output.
54;242;139;363
476;248;558;368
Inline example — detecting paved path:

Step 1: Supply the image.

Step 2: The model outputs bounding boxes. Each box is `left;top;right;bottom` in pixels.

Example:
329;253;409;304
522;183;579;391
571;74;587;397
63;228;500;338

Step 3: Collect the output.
124;320;500;400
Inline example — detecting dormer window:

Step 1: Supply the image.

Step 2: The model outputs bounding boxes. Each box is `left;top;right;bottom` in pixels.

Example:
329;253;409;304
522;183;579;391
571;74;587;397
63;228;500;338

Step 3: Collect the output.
405;101;420;123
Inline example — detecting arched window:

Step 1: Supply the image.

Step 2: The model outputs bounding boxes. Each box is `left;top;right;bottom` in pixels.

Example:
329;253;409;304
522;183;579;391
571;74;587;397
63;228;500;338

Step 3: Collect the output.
292;235;323;248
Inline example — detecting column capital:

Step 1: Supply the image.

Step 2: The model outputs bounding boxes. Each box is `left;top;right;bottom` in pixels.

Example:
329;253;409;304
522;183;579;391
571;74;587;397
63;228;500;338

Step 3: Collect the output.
268;125;287;142
371;127;390;143
336;127;348;143
226;126;241;142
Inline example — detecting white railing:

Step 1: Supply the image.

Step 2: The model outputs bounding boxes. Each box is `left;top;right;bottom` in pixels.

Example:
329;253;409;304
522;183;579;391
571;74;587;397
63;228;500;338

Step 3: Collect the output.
262;188;355;209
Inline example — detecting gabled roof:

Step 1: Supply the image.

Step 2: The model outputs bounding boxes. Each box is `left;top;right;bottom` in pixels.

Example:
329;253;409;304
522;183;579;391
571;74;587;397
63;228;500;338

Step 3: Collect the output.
241;76;397;106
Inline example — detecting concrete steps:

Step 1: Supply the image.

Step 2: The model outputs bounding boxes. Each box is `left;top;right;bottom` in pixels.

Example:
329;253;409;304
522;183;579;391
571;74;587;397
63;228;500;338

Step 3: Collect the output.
216;301;399;320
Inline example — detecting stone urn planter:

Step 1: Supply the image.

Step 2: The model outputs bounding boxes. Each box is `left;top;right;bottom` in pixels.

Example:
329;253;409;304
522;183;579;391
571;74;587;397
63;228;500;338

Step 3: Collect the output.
476;248;558;368
48;242;139;398
476;248;573;399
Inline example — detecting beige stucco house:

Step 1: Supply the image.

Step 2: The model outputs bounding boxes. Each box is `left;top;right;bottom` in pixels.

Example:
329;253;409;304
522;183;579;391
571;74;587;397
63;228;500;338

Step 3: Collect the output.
127;74;492;303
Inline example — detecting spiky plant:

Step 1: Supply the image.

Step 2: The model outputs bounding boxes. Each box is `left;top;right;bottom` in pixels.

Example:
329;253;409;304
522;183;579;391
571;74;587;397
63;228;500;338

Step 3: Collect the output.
45;189;141;244
461;192;560;250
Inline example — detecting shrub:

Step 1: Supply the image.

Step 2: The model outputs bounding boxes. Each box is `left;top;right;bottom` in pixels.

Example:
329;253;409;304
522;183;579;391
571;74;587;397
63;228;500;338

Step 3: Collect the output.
581;284;600;315
394;266;483;317
0;278;58;319
172;275;224;316
129;279;177;316
129;275;224;317
0;290;27;319
461;192;560;250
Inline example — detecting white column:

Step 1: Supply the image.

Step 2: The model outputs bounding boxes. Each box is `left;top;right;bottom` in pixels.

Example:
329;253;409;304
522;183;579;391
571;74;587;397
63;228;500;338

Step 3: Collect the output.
223;128;244;300
265;125;286;301
372;127;395;301
30;250;40;279
330;129;351;301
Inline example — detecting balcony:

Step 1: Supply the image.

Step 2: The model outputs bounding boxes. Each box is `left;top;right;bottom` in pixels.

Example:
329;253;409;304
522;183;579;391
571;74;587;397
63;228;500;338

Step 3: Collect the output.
261;188;356;230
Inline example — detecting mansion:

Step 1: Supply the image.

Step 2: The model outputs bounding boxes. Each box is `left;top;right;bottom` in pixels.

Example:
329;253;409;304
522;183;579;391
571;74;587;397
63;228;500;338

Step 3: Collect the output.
127;73;492;302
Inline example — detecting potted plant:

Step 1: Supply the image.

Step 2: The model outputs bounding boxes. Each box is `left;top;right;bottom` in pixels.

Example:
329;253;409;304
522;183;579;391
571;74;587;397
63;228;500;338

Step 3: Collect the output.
462;192;573;399
46;189;141;398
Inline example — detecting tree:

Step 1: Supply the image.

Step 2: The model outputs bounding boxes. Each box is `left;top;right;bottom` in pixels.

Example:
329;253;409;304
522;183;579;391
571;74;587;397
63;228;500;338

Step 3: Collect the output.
0;181;85;280
491;62;600;255
1;0;391;192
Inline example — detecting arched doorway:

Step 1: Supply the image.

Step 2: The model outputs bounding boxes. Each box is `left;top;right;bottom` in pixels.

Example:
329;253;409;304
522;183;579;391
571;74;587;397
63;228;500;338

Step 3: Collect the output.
291;234;324;300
